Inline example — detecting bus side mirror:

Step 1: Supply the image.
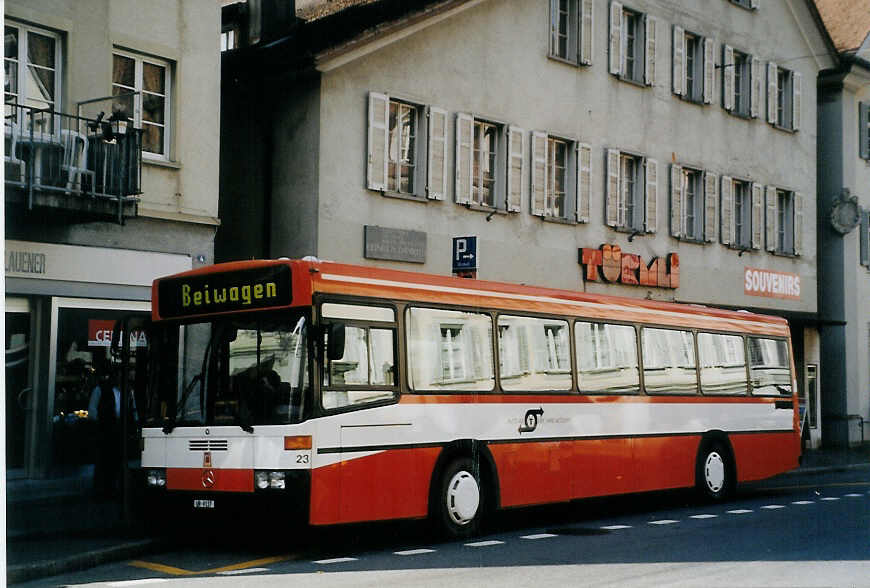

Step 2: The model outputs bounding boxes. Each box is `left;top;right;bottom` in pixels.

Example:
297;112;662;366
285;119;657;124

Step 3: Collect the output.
326;323;345;361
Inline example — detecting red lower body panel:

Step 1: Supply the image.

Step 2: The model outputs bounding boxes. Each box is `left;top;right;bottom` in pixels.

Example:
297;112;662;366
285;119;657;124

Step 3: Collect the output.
309;431;797;524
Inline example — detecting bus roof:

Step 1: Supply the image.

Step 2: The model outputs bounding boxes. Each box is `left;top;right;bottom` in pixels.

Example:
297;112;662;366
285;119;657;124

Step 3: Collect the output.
152;258;790;336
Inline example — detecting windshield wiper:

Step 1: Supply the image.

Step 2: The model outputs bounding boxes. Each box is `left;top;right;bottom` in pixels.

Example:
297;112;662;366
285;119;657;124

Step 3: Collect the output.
163;373;202;434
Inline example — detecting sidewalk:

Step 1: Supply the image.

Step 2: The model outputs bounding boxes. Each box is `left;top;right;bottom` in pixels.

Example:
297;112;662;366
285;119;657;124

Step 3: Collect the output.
5;445;870;584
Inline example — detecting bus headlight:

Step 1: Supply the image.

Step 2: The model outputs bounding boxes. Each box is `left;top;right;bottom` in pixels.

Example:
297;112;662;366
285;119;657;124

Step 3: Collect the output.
254;470;286;490
269;471;286;489
255;471;270;490
146;469;166;488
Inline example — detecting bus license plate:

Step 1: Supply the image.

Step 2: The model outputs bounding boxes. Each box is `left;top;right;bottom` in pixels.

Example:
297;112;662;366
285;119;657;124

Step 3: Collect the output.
193;499;215;509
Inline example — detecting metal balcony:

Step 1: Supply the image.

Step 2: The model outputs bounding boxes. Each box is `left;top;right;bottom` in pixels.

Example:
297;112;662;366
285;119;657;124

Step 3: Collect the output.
5;103;142;224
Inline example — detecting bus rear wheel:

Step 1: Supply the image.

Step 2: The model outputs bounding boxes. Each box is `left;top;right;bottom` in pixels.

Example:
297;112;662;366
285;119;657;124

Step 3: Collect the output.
433;457;484;539
695;441;735;501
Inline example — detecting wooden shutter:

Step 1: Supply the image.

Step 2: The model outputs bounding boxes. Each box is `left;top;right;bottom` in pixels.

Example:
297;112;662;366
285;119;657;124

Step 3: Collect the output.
720;175;733;246
670;164;683;237
645;158;658;232
609;1;623;75
723;45;735;111
549;0;560;57
366;92;389;191
606;148;620;227
792;71;802;131
506;126;524;212
861;212;870;267
645;15;657;86
580;0;594;65
751;182;763;249
427;106;447;201
703;37;715;104
704;171;718;242
531;131;547;216
672;25;685;96
750;56;761;118
576;143;592;222
455;113;473;205
767;62;778;125
765;185;777;252
793;192;804;255
861;103;870;159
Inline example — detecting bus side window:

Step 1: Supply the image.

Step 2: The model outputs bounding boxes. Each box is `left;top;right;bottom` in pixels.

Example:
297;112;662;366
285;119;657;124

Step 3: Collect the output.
698;332;747;395
748;337;791;395
641;327;698;395
575;322;640;394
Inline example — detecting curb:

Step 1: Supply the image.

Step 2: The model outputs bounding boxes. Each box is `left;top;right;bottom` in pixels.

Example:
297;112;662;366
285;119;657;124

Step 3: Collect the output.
788;462;870;475
6;539;160;585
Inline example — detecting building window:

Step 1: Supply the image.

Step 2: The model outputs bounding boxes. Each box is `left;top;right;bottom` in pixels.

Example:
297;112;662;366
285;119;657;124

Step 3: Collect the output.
669;164;716;242
606;149;657;233
549;0;593;66
729;0;758;9
387;100;418;194
767;62;801;131
765;186;803;255
673;28;713;103
721;178;762;250
733;180;751;248
112;51;171;157
4;22;62;118
220;28;237;52
455;114;516;211
859;102;870;160
532;133;591;222
860;211;870;268
367;92;447;201
724;46;761;118
609;2;656;86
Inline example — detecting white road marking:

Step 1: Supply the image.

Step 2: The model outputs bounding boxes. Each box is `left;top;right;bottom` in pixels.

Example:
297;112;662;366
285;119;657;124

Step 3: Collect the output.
791;500;815;505
107;581;169;587
689;514;718;519
844;493;863;497
600;525;632;530
395;549;436;556
465;540;505;547
820;497;840;501
727;509;753;514
521;534;558;540
312;557;358;564
761;505;786;509
217;568;270;575
648;519;679;525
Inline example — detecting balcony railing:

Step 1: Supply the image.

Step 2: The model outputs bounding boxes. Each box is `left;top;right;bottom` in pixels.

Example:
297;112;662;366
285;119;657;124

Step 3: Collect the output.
5;103;142;223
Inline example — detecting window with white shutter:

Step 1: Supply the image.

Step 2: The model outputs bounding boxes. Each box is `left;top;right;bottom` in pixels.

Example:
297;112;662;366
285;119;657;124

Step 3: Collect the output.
367;92;438;200
531;132;579;221
860;102;870;160
766;186;798;255
609;2;653;85
767;64;798;130
729;0;758;9
455;114;511;213
729;178;753;250
606;149;647;232
576;143;592;223
751;182;764;250
723;46;753;117
671;164;719;241
674;28;714;104
550;0;594;66
506;127;525;212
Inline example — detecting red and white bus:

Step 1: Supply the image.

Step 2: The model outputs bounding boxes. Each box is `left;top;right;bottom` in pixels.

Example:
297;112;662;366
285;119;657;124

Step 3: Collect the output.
138;257;799;537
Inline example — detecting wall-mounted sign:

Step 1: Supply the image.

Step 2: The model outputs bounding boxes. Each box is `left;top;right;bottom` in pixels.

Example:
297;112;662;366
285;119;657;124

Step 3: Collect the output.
364;226;426;263
452;236;478;272
579;244;679;289
744;267;801;300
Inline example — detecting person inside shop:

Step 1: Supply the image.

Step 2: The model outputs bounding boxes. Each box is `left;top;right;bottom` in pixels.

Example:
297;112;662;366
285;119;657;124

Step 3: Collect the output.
87;358;131;497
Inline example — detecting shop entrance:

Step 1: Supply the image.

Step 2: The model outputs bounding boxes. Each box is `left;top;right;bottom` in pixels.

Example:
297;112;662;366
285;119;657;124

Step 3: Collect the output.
6;298;32;471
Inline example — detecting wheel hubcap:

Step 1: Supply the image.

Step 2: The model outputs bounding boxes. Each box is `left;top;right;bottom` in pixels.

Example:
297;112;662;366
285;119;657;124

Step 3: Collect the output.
446;470;480;525
704;451;725;493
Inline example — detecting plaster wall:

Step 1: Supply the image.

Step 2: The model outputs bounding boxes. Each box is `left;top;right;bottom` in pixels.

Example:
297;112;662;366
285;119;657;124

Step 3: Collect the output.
313;0;828;314
5;0;221;225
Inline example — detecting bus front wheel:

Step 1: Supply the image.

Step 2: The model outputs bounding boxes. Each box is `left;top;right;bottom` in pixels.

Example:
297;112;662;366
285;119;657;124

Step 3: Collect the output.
433;457;484;539
695;441;735;501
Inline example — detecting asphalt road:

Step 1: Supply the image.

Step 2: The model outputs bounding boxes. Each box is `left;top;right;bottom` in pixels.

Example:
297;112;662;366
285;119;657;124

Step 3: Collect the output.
20;468;870;587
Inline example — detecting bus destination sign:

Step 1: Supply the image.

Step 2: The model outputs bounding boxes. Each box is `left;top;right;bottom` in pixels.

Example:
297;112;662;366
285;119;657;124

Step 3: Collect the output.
157;265;292;318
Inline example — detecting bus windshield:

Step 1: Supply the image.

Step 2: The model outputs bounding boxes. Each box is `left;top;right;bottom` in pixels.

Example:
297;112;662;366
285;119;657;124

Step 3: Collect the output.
145;312;309;429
